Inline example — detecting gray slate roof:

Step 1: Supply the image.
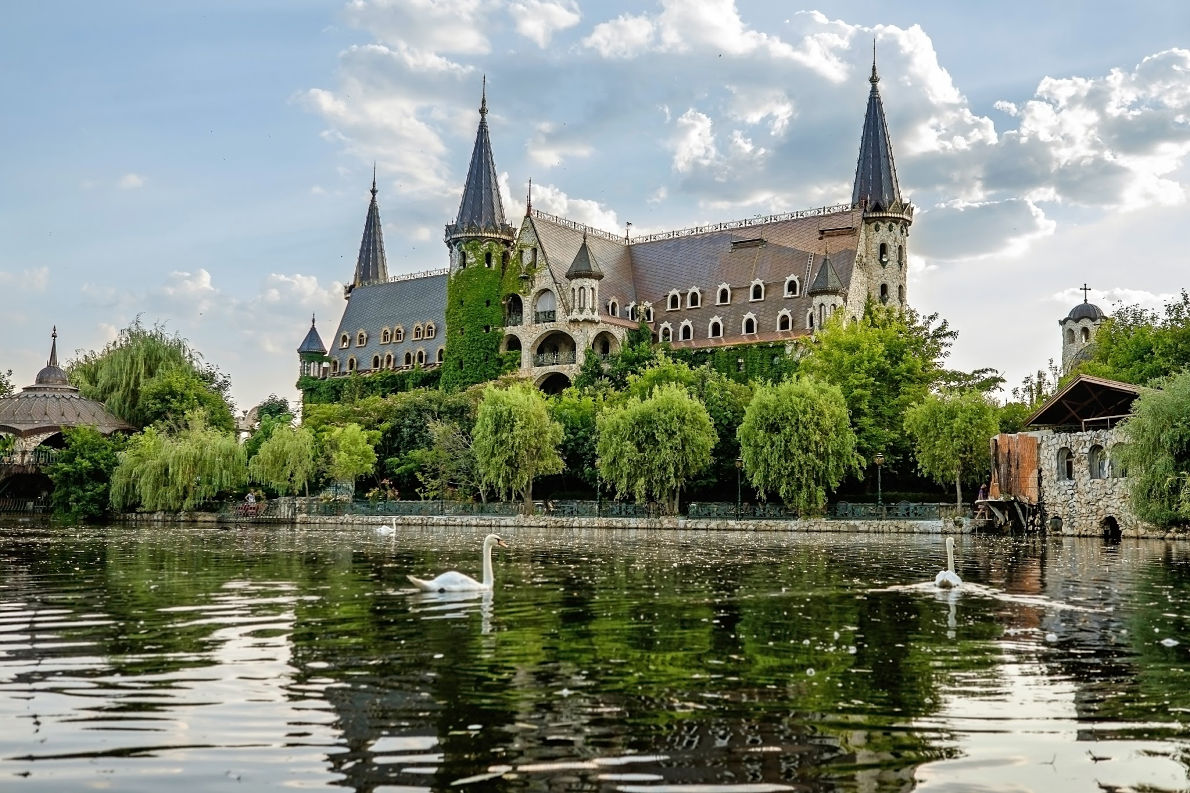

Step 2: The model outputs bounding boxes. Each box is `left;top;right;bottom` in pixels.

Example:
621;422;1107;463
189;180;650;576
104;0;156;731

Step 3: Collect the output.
808;254;846;295
352;180;389;290
852;61;902;211
1067;301;1105;321
449;87;512;237
297;315;327;355
329;273;447;372
565;233;604;280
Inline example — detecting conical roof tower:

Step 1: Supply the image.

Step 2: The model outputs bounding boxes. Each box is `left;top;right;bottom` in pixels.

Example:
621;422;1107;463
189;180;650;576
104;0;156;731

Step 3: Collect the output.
348;168;389;296
852;47;903;212
445;77;515;243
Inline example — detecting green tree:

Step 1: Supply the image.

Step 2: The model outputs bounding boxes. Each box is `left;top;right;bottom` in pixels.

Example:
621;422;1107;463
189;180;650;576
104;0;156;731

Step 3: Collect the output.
1119;370;1190;526
255;394;291;422
45;426;127;522
472;383;564;514
736;377;860;514
1074;292;1190;385
549;389;601;491
596;382;717;514
248;425;317;496
0;368;13;397
69;320;234;429
573;323;658;390
799;304;954;468
243;410;293;461
903;390;1000;507
410;419;488;502
323;423;378;493
110;412;247;512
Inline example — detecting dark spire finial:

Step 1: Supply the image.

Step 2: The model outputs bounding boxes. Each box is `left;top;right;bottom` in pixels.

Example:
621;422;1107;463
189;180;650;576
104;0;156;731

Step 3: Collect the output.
371;163;377;197
49;325;59;368
480;75;488;120
1081;283;1091;303
311;313;317;327
870;38;879;86
526;177;532;215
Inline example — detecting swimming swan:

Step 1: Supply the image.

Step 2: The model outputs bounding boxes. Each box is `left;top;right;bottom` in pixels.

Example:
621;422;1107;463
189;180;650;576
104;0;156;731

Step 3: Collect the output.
935;536;962;589
407;534;509;592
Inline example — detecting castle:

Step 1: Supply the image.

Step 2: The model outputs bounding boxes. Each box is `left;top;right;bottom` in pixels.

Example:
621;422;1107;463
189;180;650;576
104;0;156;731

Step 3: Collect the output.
299;60;913;395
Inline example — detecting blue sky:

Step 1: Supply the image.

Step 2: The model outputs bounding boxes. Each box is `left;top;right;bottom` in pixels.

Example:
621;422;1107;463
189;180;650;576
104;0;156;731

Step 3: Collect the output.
3;1;1190;413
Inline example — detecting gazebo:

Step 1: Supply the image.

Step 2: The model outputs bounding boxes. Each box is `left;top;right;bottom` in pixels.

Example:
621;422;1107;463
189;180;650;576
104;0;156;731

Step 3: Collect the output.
0;328;132;495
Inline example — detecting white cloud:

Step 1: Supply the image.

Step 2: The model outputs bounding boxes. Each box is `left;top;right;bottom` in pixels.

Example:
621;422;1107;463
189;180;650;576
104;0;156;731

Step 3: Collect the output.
118;173;145;189
582;13;655;58
527;122;593;168
0;266;50;292
671;109;718;173
344;0;495;56
529;182;621;233
510;0;579;48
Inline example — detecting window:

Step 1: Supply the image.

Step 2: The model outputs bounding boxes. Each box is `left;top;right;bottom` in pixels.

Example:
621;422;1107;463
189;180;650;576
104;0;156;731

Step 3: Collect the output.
608;299;619;317
394;326;404;342
742;314;757;334
898;284;905;304
347;356;357;372
484;251;492;268
437;347;445;363
1089;445;1107;479
340;334;349;349
1065;328;1075;344
750;280;764;301
879;242;889;265
784;276;800;297
880;283;889;304
708;319;722;338
687;288;701;308
778;311;792;331
331;359;340;374
381;328;391;344
1057;447;1074;481
644;305;654;322
897;245;905;268
806;311;815;330
356;331;368;347
1081;327;1091;342
369;355;379;369
659;323;673;342
412;324;423;340
425;323;436;339
416;349;425;365
384;353;393;369
680;321;693;341
403;352;412;368
667;291;680;310
626;303;637;321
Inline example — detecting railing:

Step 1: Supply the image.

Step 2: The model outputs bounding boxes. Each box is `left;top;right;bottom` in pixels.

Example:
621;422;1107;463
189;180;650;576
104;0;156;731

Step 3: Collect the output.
534;310;556;324
387;267;448;283
0;496;51;513
632;203;853;243
505;312;523;326
832;501;962;520
688;502;801;520
0;448;60;467
534;350;576;366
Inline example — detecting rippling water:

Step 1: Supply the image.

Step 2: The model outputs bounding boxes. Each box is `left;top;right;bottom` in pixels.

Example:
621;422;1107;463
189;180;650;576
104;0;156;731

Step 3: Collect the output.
1;522;1188;792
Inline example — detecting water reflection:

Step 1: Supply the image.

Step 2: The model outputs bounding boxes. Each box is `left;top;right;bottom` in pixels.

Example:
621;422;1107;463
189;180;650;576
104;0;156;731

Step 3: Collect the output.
0;524;1187;792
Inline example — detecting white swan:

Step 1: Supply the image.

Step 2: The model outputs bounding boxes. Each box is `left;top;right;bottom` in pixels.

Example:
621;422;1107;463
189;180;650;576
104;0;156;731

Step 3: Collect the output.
407;534;509;592
935;536;962;589
376;524;395;535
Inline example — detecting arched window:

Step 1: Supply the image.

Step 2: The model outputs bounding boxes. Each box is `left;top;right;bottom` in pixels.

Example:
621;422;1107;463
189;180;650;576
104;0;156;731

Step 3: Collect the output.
357;331;368;346
1065;328;1075;344
535;289;557;322
667;291;681;310
403;352;412;368
1057;447;1074;481
340;334;350;349
687;288;701;308
578;287;586;310
898;284;905;304
626;303;637;321
1081;327;1091;342
784;276;800;297
381;328;391;344
394;326;404;342
708;319;722;338
807;311;815;330
643;305;654;322
680;321;693;341
897;245;905;268
717;285;731;305
416;349;425;366
425;323;436;339
371;355;380;369
413;324;423;340
778;311;792;331
1089;445;1107;479
484;251;492;268
879;242;889;264
880;283;889;304
742;314;757;335
659;323;673;342
331;359;340;374
347;356;357;372
384;353;393;369
437;347;445;363
750;280;764;301
608;299;619;317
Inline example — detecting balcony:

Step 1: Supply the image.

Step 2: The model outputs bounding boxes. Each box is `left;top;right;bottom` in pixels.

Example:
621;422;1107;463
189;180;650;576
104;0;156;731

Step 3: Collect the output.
534;350;577;367
534;310;556;324
505;312;523;326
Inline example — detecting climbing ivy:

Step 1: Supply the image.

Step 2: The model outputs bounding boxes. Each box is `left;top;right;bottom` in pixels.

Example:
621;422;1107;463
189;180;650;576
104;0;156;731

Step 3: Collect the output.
298;368;441;406
441;238;522;391
667;341;800;384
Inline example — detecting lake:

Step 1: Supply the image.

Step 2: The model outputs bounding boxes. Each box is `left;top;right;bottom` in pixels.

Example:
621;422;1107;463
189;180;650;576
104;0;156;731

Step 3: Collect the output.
1;522;1187;792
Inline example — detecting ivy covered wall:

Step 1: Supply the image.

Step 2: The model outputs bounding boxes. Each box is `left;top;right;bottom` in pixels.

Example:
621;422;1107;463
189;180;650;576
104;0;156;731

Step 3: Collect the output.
441;238;523;391
299;367;441;406
667;341;801;384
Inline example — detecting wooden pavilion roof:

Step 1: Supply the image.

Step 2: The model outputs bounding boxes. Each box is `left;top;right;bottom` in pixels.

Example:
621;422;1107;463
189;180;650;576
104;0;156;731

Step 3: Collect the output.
1024;374;1143;429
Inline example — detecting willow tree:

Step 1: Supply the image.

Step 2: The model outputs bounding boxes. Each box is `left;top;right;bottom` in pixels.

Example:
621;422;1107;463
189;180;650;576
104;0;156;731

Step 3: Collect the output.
323;423;378;494
110;413;246;512
472;383;563;514
903;389;1000;507
1119;370;1190;526
69;320;234;430
596;382;716;514
249;425;318;496
737;377;860;514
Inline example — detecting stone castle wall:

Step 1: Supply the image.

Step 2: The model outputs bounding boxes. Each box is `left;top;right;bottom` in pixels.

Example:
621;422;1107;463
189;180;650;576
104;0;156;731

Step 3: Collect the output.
1036;427;1150;535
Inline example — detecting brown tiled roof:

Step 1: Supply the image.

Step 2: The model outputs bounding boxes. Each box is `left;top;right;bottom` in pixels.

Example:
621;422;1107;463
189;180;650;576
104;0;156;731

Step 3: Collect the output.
528;213;636;313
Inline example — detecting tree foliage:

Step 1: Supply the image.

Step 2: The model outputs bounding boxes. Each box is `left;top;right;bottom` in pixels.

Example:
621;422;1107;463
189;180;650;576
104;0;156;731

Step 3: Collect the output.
472;382;564;512
1119;370;1190;526
596;382;716;514
110;412;246;512
573;323;658;391
1075;291;1190;386
323;423;378;488
736;377;860;513
903;390;1000;507
410;419;487;502
248;424;317;496
549;389;601;490
45;426;127;522
69;320;234;430
0;368;13;398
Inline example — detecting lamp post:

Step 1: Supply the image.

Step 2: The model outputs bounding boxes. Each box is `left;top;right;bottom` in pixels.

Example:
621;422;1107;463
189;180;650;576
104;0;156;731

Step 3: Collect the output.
874;452;885;519
735;456;743;521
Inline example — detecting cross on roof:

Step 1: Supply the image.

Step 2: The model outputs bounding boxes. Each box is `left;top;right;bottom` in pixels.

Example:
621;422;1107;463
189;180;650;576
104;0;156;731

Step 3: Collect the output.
1080;283;1091;302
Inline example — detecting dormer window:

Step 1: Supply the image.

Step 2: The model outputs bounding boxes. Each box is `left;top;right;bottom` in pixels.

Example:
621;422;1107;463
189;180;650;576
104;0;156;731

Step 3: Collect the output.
643;304;654;322
667;291;681;311
425;323;436;339
608;299;619;317
750;280;765;301
784;276;800;298
340;334;350;349
659;323;673;342
371;355;380;370
356;331;367;347
347;356;357;372
679;320;693;341
380;328;391;344
687;288;701;308
437;347;445;363
413;324;423;340
403;352;412;368
717;284;731;305
708;319;722;338
742;314;757;335
416;349;426;365
384;353;393;369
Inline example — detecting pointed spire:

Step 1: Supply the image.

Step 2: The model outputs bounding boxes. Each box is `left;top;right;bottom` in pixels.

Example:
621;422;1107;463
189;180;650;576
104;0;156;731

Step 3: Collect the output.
49;325;58;367
353;175;389;289
852;42;902;212
33;325;71;387
298;315;327;355
566;229;604;280
809;251;845;295
526;177;532;216
448;78;512;238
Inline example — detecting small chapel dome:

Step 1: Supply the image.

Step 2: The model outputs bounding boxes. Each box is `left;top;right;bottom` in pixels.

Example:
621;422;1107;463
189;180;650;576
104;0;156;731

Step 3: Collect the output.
1067;302;1105;322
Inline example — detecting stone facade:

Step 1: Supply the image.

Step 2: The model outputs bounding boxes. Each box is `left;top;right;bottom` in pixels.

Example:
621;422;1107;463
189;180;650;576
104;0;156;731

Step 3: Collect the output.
1036;427;1151;536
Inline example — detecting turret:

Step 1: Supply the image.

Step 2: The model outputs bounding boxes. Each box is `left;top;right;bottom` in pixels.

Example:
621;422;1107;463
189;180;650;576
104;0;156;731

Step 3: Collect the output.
297;314;328;380
565;231;603;322
1060;285;1106;374
346;168;389;297
807;252;846;331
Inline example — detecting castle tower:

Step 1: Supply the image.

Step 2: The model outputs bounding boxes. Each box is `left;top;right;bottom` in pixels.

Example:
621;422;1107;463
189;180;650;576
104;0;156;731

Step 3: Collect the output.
807;252;846;331
565;231;603;322
850;47;913;315
297;314;328;381
441;78;518;390
1060;285;1106;373
345;168;389;297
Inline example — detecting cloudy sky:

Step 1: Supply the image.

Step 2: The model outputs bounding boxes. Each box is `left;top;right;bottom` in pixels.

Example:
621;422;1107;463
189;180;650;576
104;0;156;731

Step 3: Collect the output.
4;1;1190;412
